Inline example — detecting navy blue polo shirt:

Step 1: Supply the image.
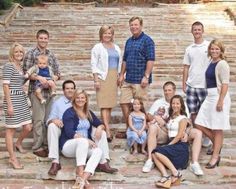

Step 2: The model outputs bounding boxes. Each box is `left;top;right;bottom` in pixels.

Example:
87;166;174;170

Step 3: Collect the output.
123;32;155;84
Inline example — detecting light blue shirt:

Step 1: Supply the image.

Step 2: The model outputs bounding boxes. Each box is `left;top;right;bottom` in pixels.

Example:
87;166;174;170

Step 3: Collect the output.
76;119;90;138
107;48;119;69
47;95;72;125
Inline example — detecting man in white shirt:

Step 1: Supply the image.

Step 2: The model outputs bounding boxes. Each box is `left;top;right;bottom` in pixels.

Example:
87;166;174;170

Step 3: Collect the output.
182;21;209;124
142;81;204;176
182;21;212;150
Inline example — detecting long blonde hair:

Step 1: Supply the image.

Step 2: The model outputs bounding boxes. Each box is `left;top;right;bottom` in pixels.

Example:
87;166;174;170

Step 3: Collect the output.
72;89;92;120
9;42;25;62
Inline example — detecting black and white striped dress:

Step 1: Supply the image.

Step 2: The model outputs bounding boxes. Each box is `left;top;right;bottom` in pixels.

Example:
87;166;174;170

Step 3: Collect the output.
3;63;32;128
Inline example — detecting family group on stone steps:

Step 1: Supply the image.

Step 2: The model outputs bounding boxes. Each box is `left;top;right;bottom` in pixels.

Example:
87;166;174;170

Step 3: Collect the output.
2;16;231;189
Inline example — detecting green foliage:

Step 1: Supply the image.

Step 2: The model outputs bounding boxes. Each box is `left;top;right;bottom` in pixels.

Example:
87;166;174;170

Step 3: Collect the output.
0;0;12;10
13;0;42;6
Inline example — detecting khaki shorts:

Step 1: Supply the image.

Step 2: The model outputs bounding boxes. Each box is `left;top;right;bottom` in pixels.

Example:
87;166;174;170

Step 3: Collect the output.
149;122;168;145
120;81;149;105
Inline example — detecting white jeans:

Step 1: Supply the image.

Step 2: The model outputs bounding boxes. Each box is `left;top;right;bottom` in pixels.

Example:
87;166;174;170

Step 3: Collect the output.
62;138;102;174
91;128;110;163
48;125;110;164
47;123;61;163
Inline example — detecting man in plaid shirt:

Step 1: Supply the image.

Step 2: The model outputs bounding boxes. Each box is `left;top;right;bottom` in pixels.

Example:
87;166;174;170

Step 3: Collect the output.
23;29;60;157
118;16;155;128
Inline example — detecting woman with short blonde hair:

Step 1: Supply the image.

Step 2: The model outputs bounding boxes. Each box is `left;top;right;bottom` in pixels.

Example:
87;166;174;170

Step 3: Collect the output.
91;25;122;142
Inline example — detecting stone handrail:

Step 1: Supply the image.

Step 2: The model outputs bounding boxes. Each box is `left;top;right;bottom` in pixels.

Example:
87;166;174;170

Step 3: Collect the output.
0;3;23;27
225;7;236;25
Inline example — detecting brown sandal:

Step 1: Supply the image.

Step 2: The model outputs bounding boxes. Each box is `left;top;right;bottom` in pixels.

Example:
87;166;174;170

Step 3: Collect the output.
155;175;171;189
171;171;182;186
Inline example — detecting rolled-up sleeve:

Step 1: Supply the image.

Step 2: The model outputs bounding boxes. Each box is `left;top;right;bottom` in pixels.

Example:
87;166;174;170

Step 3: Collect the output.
47;101;59;125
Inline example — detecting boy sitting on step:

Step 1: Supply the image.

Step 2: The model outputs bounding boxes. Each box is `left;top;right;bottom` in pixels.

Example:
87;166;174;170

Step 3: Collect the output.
25;55;56;104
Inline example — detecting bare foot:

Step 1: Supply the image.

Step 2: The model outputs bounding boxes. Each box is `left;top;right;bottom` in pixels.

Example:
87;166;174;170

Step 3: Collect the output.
141;150;148;156
132;150;138;155
15;144;27;154
9;158;24;169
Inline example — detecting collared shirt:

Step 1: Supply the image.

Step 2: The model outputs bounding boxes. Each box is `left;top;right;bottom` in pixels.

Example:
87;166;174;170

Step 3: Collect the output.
47;95;72;125
123;32;155;84
23;46;60;96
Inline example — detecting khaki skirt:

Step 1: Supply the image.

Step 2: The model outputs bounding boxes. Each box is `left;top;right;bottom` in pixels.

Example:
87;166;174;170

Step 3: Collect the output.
96;69;118;108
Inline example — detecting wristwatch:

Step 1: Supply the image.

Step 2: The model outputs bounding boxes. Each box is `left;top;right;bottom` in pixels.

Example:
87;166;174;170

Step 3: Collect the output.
144;74;150;79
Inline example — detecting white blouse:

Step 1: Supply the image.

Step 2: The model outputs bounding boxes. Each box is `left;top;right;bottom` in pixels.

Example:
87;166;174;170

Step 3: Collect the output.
167;115;187;138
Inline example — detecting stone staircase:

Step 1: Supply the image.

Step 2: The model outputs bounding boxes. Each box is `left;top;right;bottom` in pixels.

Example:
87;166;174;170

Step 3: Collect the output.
0;2;236;187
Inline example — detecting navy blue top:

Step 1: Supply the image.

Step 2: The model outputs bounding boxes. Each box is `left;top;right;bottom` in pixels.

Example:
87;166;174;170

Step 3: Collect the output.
206;62;218;88
123;32;155;84
38;67;51;78
59;107;102;150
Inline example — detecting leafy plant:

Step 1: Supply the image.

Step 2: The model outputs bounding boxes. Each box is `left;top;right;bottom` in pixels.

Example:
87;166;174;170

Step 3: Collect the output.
13;0;42;6
0;0;12;10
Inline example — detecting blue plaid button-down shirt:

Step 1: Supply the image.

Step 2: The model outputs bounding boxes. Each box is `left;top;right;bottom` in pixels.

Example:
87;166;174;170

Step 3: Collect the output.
123;32;155;84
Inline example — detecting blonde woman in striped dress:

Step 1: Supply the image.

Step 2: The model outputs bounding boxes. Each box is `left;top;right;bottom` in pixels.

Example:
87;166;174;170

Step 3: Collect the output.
3;43;32;169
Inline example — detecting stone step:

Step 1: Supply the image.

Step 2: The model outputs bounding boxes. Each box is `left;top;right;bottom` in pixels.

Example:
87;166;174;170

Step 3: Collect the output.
1;123;236;143
0;138;236;184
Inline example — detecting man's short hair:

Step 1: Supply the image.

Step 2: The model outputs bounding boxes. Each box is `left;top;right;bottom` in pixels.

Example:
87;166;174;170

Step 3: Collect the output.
163;81;176;90
36;29;50;38
62;80;76;90
129;16;143;26
191;21;204;31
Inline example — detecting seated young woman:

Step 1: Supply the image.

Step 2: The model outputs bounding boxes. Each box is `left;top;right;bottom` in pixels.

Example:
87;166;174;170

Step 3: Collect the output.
152;95;189;189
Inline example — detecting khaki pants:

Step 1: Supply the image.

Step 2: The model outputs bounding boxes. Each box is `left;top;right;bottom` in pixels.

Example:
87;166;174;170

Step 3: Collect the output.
30;93;54;151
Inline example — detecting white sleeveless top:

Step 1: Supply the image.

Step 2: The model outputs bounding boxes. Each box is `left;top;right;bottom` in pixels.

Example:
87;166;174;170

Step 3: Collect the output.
167;115;187;138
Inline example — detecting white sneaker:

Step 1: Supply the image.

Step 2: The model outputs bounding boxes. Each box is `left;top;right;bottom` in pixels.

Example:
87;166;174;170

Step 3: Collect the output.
190;162;204;176
142;159;154;173
202;137;212;148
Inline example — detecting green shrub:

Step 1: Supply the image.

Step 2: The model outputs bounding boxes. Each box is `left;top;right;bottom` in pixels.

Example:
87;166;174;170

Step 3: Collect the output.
0;0;12;10
13;0;42;6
